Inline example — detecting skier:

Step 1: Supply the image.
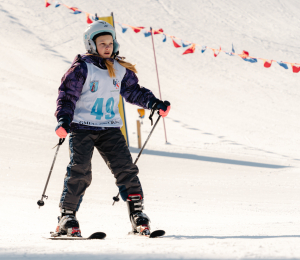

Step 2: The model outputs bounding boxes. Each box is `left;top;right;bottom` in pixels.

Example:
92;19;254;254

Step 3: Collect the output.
53;20;171;237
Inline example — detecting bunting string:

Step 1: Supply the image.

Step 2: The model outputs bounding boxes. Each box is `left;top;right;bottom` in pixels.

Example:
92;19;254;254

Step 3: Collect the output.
45;0;300;74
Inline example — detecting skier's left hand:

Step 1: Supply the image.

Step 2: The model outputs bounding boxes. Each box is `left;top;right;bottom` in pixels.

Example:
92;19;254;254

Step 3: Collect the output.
149;99;171;118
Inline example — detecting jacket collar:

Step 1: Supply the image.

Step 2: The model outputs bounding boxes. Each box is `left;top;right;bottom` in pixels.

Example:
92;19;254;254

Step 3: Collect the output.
79;53;114;69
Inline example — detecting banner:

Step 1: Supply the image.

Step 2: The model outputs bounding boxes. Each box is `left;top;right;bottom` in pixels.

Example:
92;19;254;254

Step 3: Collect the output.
45;0;300;74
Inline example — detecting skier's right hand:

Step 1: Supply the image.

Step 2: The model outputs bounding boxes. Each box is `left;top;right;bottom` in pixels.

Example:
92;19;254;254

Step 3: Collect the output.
55;116;71;138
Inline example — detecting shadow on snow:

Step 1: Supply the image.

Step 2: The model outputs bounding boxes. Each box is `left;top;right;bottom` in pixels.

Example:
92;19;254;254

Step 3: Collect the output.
129;147;289;169
165;235;300;239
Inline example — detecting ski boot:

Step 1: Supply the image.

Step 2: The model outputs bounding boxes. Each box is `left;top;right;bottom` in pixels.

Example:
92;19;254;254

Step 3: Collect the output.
127;194;151;236
51;209;81;237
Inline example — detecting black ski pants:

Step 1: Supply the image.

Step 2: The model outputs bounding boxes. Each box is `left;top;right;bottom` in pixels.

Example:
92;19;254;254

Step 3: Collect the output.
59;128;143;211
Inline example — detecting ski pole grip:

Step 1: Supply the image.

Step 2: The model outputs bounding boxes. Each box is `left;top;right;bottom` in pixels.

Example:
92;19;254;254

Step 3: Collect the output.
163;101;170;106
156;101;170;115
52;138;66;149
59;138;65;145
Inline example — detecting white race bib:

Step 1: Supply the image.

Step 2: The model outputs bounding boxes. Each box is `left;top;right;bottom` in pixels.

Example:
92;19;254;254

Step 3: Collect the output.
72;61;126;127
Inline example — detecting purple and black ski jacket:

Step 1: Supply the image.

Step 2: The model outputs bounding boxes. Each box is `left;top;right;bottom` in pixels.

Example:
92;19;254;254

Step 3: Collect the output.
55;54;156;131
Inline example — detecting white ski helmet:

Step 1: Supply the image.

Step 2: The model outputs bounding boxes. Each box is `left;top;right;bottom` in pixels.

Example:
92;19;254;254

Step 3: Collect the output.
83;20;120;55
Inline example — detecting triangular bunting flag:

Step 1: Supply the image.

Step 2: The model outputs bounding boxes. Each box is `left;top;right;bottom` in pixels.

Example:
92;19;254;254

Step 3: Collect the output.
292;64;300;73
239;50;249;59
154;29;164;35
131;27;144;33
182;40;191;48
244;58;258;63
172;37;181;48
182;44;196;55
86;13;93;24
244;58;257;63
239;50;257;63
263;60;272;68
55;1;61;7
45;0;51;7
142;29;151;37
225;44;235;56
277;61;288;70
118;23;128;33
212;47;221;57
162;34;167;42
201;46;207;53
70;7;82;14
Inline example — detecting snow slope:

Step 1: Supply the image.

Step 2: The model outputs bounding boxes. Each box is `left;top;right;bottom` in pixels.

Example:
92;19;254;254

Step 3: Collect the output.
0;0;300;259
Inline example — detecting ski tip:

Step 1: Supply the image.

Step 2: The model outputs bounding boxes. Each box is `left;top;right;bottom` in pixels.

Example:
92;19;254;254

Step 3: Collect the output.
150;230;165;238
88;232;106;240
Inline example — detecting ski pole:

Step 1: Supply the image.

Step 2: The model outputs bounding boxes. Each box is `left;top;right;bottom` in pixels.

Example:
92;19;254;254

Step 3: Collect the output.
134;115;161;165
112;101;170;205
37;138;65;208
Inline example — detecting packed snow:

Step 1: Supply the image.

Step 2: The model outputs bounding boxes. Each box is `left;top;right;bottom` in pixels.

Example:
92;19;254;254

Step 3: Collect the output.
0;0;300;259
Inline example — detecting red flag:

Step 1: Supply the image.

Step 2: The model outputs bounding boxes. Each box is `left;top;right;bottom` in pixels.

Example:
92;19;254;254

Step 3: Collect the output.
239;50;249;59
172;38;181;48
238;50;257;63
264;60;272;68
182;44;196;55
292;64;300;73
212;47;221;57
45;0;51;7
154;29;164;34
86;13;93;24
69;7;82;14
132;27;144;33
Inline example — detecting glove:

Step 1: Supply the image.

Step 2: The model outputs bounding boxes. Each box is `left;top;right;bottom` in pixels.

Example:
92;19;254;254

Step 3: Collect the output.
159;106;171;118
148;98;171;118
55;116;71;138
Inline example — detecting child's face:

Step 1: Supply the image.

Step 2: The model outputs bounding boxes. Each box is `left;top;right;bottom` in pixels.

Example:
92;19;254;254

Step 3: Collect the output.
95;35;114;58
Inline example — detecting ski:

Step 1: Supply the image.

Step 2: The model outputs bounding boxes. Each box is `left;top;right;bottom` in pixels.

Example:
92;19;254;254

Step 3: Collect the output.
128;229;165;238
48;231;106;240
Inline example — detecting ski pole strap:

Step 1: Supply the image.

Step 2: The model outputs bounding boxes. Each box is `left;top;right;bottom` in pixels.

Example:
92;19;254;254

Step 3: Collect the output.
149;109;155;126
149;101;160;126
149;100;170;125
52;138;65;149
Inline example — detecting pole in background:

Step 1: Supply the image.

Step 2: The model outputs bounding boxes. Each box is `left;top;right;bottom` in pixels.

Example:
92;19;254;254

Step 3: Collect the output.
150;27;168;144
137;120;142;148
